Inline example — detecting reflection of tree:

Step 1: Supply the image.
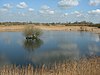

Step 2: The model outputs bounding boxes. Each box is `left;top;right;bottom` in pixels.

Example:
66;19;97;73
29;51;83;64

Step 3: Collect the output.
23;38;43;52
99;34;100;41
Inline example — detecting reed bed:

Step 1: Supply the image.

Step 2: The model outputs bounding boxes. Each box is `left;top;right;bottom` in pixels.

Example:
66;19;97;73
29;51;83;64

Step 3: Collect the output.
0;56;100;75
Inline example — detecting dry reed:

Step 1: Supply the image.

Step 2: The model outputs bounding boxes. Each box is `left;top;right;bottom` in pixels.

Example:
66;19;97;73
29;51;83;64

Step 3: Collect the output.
0;56;100;75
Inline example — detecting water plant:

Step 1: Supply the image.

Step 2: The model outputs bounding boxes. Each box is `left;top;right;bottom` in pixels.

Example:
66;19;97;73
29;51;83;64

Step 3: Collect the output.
23;26;43;40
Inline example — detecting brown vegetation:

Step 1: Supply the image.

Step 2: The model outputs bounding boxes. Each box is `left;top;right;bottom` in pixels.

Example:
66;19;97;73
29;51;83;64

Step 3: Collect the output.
0;56;100;75
23;26;43;38
0;25;100;34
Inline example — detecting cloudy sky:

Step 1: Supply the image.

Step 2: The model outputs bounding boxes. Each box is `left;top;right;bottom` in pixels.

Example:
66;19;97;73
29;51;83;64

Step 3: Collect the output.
0;0;100;23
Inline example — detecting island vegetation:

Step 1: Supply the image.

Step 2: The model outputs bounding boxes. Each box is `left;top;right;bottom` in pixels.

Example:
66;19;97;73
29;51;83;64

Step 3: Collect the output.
23;26;42;40
22;25;43;51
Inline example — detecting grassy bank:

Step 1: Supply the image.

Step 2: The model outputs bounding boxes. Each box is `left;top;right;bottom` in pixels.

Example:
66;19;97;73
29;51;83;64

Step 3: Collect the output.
0;56;100;75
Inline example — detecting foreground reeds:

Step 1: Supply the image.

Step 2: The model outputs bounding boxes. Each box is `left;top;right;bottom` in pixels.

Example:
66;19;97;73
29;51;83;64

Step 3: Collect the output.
0;56;100;75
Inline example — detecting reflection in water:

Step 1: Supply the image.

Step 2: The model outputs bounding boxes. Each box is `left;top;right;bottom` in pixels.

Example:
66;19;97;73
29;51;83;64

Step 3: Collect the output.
30;43;80;64
23;39;43;52
88;44;100;55
92;34;100;42
0;31;100;67
1;34;11;44
99;34;100;41
58;43;80;58
0;54;11;67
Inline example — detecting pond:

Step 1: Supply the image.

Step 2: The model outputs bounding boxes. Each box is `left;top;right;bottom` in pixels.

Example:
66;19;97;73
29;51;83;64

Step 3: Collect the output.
0;31;100;67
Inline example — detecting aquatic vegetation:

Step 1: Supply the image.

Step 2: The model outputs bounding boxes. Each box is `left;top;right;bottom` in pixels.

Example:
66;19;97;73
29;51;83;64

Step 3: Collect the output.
0;56;100;75
23;26;43;39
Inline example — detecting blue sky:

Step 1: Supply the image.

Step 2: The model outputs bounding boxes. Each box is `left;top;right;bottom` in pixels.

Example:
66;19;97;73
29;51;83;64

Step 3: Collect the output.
0;0;100;23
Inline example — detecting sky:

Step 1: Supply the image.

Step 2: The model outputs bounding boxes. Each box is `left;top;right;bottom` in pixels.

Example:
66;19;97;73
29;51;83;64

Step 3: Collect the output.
0;0;100;23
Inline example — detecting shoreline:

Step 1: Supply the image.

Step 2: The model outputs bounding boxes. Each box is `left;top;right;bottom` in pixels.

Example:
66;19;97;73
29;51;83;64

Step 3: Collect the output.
0;25;100;34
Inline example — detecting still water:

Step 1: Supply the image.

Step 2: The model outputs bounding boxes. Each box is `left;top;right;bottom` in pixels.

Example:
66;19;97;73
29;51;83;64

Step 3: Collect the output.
0;31;100;66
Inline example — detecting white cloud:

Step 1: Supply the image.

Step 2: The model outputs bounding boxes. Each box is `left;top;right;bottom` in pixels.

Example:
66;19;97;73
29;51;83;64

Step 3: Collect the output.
71;11;83;17
0;8;100;23
64;13;68;16
58;0;79;9
39;5;55;15
63;11;84;18
88;9;100;14
0;8;8;12
18;12;26;16
41;5;50;10
3;3;12;9
0;3;12;12
48;10;55;14
28;8;34;12
89;0;100;6
17;2;28;9
73;11;80;14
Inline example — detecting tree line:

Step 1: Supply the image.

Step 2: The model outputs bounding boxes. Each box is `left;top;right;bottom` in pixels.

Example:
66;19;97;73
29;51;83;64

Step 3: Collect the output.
0;21;100;28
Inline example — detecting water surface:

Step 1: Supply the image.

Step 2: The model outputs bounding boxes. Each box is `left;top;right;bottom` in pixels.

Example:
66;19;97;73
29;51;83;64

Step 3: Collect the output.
0;31;100;66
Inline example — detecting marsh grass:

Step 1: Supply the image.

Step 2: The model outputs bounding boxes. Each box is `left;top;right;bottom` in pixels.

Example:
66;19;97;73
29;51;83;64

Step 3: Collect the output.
0;56;100;75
